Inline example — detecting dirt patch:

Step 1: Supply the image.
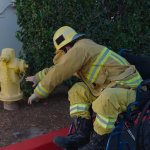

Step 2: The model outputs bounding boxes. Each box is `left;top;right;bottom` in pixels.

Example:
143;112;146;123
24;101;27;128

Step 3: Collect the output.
0;87;71;147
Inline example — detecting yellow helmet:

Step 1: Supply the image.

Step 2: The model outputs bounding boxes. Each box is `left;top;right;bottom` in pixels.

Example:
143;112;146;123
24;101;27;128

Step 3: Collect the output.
53;26;84;50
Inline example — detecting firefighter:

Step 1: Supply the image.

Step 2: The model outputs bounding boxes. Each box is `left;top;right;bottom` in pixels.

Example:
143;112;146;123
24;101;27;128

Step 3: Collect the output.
26;26;143;150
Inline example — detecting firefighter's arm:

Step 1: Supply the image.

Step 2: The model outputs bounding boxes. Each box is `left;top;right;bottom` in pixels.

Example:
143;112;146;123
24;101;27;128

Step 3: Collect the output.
35;68;52;81
27;49;65;87
26;68;52;87
34;47;88;98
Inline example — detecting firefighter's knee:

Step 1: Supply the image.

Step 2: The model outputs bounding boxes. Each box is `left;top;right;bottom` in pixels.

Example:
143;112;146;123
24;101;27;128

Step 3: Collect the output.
68;82;93;105
92;88;118;115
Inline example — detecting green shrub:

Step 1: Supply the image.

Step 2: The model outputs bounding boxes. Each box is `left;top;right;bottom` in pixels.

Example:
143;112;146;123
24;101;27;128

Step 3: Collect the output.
16;0;150;95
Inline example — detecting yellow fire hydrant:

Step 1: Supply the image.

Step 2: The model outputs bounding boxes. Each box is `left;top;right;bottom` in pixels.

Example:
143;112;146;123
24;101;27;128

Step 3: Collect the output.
0;48;28;110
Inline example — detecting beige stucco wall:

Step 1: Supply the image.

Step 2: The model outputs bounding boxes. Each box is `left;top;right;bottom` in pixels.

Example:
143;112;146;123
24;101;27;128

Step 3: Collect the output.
0;0;22;56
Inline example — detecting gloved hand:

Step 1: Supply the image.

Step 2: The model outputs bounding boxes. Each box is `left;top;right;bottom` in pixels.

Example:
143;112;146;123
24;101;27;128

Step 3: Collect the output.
28;93;39;104
26;76;38;87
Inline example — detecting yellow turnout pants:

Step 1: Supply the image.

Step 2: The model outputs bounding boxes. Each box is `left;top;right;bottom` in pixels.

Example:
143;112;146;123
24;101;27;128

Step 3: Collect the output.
68;82;136;135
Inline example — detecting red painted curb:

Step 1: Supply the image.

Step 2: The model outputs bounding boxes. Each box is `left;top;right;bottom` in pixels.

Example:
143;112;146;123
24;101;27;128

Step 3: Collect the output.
0;128;68;150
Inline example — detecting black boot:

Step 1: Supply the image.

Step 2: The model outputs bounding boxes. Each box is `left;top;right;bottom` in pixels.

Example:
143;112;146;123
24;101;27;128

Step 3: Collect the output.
53;117;93;150
79;131;109;150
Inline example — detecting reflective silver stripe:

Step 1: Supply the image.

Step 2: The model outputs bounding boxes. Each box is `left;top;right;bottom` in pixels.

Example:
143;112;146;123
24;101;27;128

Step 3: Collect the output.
117;73;143;87
39;70;45;80
70;104;90;115
127;79;142;85
87;48;110;83
96;114;116;129
35;83;49;97
110;51;129;65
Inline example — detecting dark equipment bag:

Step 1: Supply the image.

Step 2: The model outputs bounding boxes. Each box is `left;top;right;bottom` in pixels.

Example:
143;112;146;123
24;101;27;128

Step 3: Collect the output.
120;51;150;150
120;51;150;80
